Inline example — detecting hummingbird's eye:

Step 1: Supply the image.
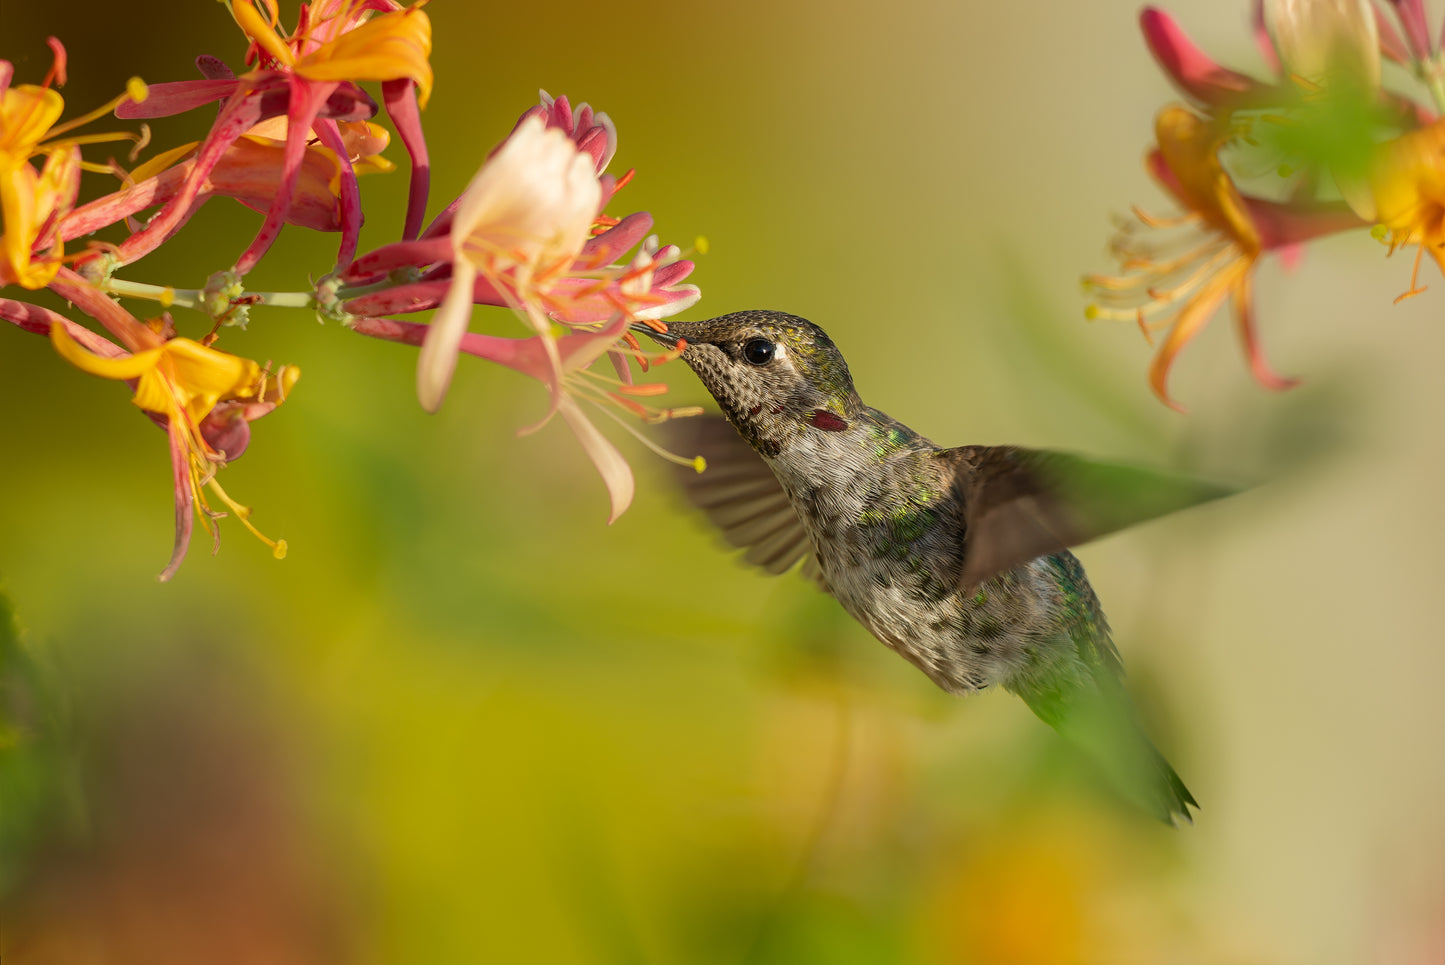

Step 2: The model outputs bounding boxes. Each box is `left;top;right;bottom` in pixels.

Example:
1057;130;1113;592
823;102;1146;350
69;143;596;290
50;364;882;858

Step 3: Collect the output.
742;338;776;366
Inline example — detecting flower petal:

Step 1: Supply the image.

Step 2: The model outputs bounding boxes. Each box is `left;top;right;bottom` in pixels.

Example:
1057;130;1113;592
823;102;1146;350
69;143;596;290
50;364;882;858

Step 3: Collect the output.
49;322;159;379
158;416;197;583
1231;270;1299;391
1140;7;1272;106
557;395;634;523
416;259;477;412
1147;265;1242;411
294;5;434;108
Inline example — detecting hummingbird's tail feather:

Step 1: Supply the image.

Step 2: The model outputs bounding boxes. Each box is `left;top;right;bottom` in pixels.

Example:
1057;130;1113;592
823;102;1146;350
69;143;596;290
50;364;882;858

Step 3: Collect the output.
1011;674;1198;825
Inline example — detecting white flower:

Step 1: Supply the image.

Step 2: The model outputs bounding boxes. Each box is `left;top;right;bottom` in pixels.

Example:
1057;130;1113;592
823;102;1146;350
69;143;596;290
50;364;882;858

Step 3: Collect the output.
416;114;602;412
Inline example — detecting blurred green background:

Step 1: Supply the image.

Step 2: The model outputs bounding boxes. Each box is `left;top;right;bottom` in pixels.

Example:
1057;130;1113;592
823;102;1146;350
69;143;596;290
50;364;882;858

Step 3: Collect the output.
3;1;1444;962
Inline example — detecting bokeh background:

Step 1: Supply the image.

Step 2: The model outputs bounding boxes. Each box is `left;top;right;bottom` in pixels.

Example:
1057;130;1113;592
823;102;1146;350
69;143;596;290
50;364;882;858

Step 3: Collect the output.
3;1;1445;962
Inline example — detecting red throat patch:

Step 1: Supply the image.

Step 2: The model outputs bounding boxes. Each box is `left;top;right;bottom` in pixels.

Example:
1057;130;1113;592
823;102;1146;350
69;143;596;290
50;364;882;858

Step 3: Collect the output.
807;410;849;432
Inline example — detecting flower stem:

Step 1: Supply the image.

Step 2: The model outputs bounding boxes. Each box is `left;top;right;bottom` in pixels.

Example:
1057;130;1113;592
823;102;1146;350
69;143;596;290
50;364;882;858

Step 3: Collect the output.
103;278;316;311
1421;56;1445;115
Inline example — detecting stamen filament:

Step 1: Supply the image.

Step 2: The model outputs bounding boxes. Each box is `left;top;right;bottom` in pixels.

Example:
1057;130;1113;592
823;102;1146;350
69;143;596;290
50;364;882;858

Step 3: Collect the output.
592;403;706;471
46;82;148;140
205;476;289;559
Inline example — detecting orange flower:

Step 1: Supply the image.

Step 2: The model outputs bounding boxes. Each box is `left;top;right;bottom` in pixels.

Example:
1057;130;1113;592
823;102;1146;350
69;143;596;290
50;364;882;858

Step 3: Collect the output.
0;41;145;288
1087;107;1361;409
50;320;299;581
1356;118;1445;302
232;0;433;107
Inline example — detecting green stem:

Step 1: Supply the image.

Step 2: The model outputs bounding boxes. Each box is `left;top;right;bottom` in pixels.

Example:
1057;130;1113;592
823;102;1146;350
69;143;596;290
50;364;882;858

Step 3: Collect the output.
1429;74;1445;117
103;278;316;311
1421;56;1445;116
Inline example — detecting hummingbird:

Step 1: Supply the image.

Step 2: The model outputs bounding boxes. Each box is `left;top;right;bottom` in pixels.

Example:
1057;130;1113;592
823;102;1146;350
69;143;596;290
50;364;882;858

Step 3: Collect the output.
635;310;1233;824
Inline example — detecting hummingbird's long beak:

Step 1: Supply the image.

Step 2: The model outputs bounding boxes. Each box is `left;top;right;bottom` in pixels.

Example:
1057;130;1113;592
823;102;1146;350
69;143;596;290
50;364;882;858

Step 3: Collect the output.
629;321;680;347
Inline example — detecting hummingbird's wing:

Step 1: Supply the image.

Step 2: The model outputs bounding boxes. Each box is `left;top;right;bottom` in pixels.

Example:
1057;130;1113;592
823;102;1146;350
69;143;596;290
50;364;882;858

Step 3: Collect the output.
948;446;1236;589
658;415;822;582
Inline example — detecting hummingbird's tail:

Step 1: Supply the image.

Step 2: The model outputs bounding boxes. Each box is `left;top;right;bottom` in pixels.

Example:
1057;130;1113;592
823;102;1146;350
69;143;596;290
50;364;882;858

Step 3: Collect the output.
1011;674;1198;825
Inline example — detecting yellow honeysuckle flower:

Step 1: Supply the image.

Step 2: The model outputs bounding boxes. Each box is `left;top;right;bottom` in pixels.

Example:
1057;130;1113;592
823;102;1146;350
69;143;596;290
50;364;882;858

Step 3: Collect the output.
1086;106;1362;409
0;81;72;289
0;44;146;289
232;0;434;107
50;325;273;424
50;322;300;580
1361;118;1445;302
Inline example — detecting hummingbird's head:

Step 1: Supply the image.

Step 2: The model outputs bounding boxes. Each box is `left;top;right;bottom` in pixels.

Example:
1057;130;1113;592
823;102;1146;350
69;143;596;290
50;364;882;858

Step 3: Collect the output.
634;310;862;456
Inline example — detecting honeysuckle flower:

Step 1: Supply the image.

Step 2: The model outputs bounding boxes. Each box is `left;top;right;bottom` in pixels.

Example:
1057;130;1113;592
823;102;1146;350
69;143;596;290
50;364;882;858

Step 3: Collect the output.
43;288;298;581
0;41;145;289
1357;116;1445;300
1140;6;1281;109
1264;0;1381;90
415;114;604;413
512;90;617;181
334;93;699;520
113;0;432;273
1086;106;1363;409
337;211;701;327
61;127;359;245
111;69;375;271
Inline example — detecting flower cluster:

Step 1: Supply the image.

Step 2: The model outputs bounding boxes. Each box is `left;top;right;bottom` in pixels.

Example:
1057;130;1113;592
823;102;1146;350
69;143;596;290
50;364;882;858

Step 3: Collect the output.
1086;0;1445;409
1;0;700;579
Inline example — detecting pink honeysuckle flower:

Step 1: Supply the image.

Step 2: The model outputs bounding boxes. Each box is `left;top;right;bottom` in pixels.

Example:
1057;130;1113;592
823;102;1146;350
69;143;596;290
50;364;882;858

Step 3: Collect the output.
414;113;604;413
1145;3;1433;125
512;90;617;178
335;210;700;324
1085;106;1364;410
61;126;366;244
112;0;432;273
338;93;702;520
110;70;375;270
1140;7;1281;108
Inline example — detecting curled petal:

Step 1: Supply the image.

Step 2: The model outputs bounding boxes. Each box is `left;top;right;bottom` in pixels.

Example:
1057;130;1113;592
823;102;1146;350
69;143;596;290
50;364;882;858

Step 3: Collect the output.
160;417;196;583
557;395;634;523
116;79;239;118
1147;265;1243;411
1141;7;1274;106
0;144;80;289
294;5;434;108
1231;272;1299;391
0;83;64;148
416;259;477;411
50;325;268;425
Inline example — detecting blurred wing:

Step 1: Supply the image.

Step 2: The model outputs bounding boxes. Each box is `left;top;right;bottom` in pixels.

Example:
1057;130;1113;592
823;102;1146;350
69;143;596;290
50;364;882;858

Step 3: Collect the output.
951;445;1237;589
658;415;819;579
